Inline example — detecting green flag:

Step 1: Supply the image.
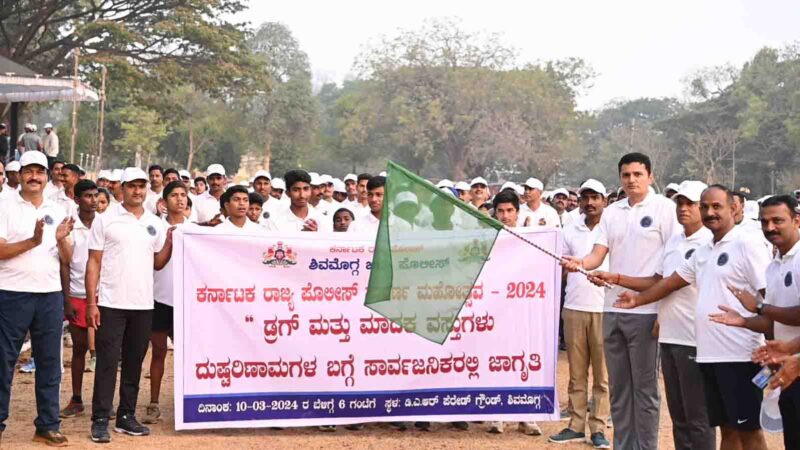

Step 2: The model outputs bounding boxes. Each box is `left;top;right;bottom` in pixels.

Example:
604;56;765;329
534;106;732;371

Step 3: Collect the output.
365;161;504;344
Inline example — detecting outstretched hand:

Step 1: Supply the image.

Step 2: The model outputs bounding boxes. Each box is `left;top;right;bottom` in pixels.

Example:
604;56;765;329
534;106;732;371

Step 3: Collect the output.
709;305;746;327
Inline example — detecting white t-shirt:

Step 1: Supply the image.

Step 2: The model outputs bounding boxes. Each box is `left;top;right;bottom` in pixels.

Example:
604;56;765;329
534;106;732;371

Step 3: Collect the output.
49;187;76;218
0;191;67;293
68;214;93;298
153;219;188;307
655;227;713;346
260;195;283;221
268;205;332;232
194;191;222;223
88;203;166;310
765;237;800;342
559;210;575;228
518;203;561;228
348;210;380;235
676;225;771;362
562;216;608;313
144;188;163;215
216;217;265;233
595;192;679;314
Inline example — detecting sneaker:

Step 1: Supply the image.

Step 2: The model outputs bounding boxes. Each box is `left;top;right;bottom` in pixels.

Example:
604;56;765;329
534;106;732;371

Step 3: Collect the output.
86;355;96;373
91;419;111;443
413;421;431;431
549;428;585;444
114;414;150;436
142;403;161;424
591;432;611;448
344;424;364;431
518;421;542;436
33;429;68;447
451;421;469;431
389;422;408;431
60;400;85;418
19;358;35;373
487;421;504;433
317;425;336;432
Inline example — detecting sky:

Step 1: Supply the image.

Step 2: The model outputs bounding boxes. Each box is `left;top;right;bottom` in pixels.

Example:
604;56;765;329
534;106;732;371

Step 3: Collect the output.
241;0;800;111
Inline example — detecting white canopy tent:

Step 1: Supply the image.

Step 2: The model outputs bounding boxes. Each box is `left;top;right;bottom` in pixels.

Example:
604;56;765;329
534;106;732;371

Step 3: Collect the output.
0;55;98;102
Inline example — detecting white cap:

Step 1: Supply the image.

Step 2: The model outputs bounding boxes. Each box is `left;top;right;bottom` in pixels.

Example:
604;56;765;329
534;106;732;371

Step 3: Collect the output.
271;178;286;190
333;179;347;193
31;124;37;132
551;188;569;198
673;180;707;203
454;181;470;192
97;169;111;180
206;163;226;177
514;184;524;196
44;123;53;129
440;186;457;197
253;170;271;181
436;179;454;189
109;169;123;182
344;173;357;183
310;172;323;186
19;150;48;169
395;191;418;206
470;176;488;187
319;174;334;185
578;179;607;197
499;181;517;192
179;169;191;179
121;167;148;183
379;171;387;177
665;182;680;193
522;177;544;190
6;161;21;172
757;195;773;205
744;200;760;220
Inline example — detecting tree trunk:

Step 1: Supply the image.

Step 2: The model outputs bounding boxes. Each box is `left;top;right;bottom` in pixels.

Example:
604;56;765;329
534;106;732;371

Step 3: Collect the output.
187;117;195;170
263;131;272;172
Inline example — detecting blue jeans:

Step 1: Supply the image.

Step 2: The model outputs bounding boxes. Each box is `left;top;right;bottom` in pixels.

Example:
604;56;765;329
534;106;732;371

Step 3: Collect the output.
0;290;63;432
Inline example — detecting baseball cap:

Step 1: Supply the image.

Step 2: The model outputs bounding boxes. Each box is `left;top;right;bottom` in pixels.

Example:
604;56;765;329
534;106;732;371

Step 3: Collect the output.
97;169;111;181
109;169;123;182
470;176;488;187
44;123;53;129
344;173;357;183
121;167;148;183
179;169;191;179
19;151;48;169
522;178;544;190
578;179;607;197
319;174;334;185
499;181;518;192
206;163;226;177
6;161;21;172
253;170;271;182
271;178;286;190
454;181;470;192
395;191;419;206
310;172;322;186
551;188;569;198
379;171;387;177
673;181;707;203
333;179;347;193
665;182;680;193
436;179;454;189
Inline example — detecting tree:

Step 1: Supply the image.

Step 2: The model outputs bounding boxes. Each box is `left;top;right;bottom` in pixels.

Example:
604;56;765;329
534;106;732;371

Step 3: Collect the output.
245;22;318;172
111;105;167;167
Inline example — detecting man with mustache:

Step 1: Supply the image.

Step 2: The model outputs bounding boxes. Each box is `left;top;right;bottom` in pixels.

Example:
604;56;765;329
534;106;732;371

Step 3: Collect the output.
85;167;174;443
195;164;227;224
590;180;715;450
549;179;610;449
722;194;800;450
0;151;73;447
613;185;771;450
562;153;678;450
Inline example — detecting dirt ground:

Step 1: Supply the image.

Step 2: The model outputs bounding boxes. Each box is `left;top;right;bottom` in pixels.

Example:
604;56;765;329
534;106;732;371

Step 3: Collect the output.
3;347;785;449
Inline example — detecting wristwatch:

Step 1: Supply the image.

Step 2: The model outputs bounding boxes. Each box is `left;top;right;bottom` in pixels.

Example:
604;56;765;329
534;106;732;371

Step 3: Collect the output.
755;298;765;315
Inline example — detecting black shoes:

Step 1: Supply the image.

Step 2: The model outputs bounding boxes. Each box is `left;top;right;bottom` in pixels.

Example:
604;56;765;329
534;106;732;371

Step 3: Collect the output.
114;414;150;436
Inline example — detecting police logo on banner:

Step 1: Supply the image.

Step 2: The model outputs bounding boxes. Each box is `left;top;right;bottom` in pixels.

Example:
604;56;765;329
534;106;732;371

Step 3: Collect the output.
786;272;793;287
43;214;54;226
717;252;729;266
640;216;653;228
684;249;695;260
147;225;157;236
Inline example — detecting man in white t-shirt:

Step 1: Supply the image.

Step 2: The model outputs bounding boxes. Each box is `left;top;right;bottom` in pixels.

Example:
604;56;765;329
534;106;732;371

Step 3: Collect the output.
0;151;73;447
269;170;331;232
343;173;359;207
614;185;771;450
251;170;282;222
59;180;101;420
86;167;174;443
145;180;191;425
194;164;227;224
723;194;800;450
468;176;489;209
563;153;678;450
217;185;266;233
143;165;164;215
592;180;716;450
518;178;560;228
550;188;574;228
549;179;610;448
348;176;385;235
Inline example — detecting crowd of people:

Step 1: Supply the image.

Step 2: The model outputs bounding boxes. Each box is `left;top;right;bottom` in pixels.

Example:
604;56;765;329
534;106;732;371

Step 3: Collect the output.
0;147;798;449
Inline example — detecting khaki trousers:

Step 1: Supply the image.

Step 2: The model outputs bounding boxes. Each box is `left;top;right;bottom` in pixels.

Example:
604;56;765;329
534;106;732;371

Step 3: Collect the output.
563;308;609;434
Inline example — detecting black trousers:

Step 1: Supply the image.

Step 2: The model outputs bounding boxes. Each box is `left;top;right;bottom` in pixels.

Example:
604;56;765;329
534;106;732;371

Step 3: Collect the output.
91;306;153;421
780;380;800;449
